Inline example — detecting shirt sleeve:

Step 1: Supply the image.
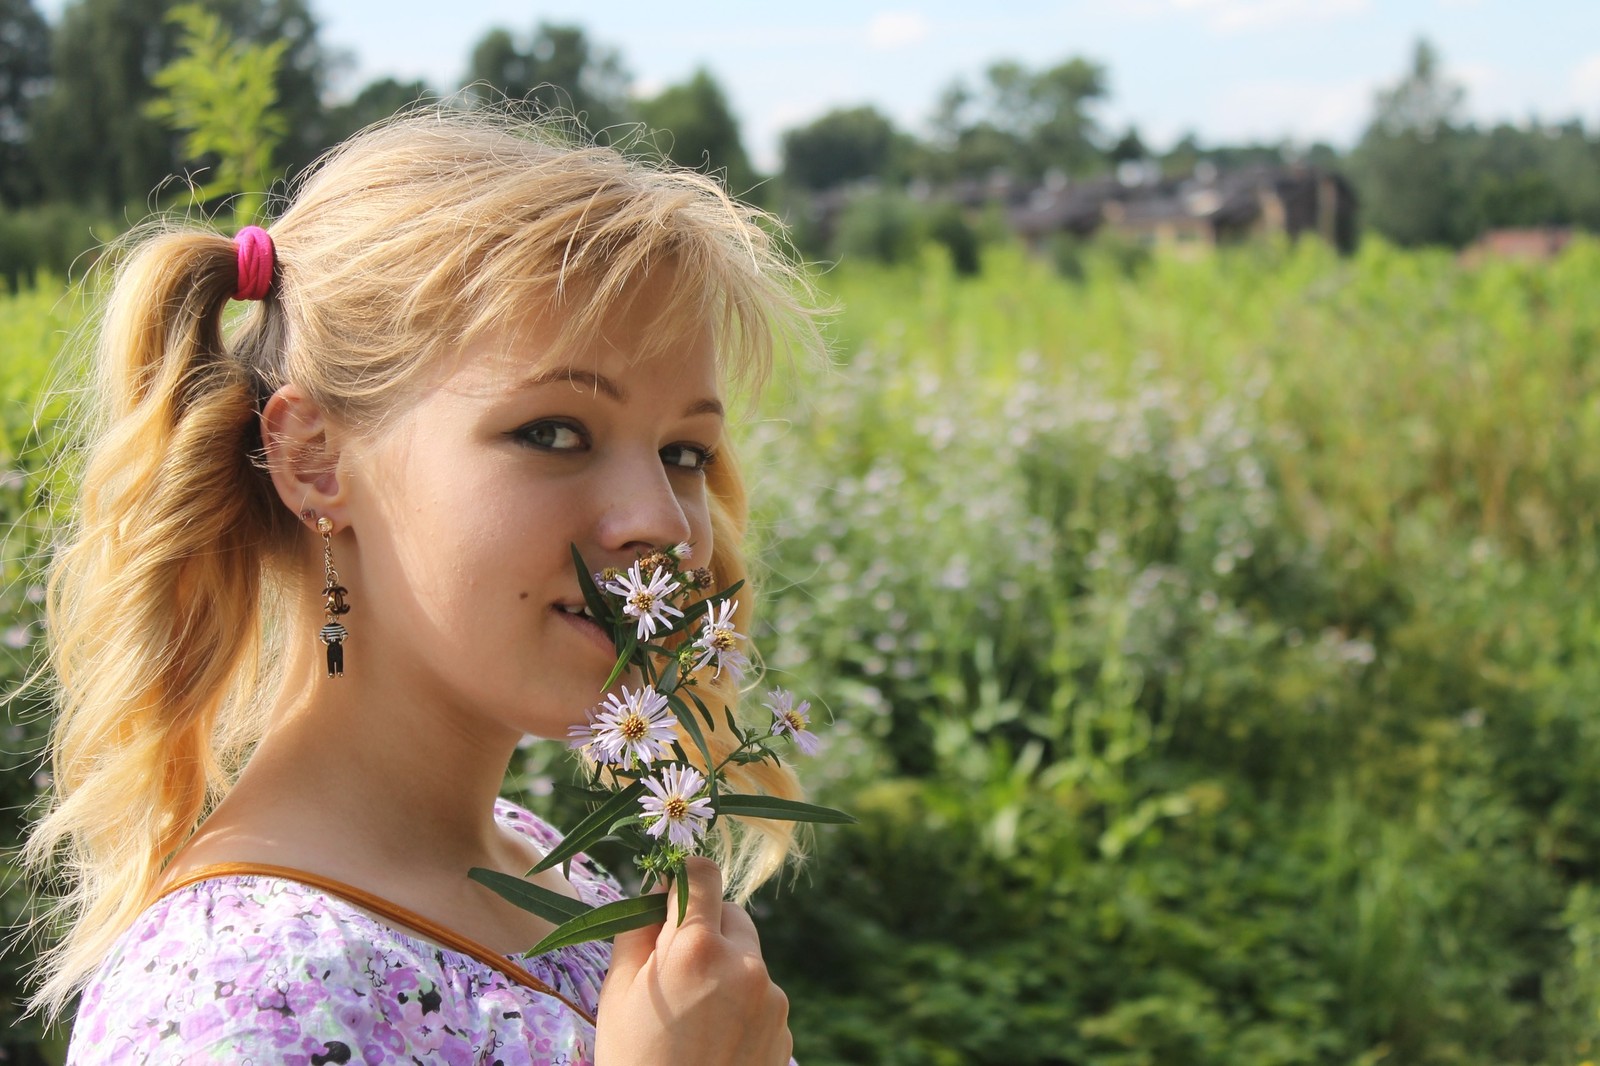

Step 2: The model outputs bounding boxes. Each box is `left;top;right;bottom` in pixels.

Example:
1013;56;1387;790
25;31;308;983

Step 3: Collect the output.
66;879;586;1066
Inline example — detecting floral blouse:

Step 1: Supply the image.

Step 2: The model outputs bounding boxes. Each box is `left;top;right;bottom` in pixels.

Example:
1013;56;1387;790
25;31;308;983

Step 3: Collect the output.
68;800;620;1065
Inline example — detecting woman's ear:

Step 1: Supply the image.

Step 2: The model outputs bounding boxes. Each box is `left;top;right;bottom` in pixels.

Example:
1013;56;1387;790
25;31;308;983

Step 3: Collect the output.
261;384;348;523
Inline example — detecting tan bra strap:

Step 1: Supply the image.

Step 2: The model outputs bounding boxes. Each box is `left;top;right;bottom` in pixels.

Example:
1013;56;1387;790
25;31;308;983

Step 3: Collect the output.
153;862;597;1026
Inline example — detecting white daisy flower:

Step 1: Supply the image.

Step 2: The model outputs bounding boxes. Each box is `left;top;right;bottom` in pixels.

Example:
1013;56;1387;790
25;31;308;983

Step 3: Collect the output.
605;562;685;641
765;688;820;755
587;685;677;767
639;764;715;848
566;715;606;766
691;599;749;683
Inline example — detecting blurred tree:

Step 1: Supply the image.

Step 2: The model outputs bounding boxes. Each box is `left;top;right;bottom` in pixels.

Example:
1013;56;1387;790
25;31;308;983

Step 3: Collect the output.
144;3;285;225
635;67;756;196
0;0;50;205
1303;141;1342;169
1108;126;1147;165
1347;39;1472;246
780;105;901;191
29;0;331;210
29;0;177;207
1541;120;1600;229
932;57;1107;180
1161;130;1203;177
207;0;341;176
323;76;436;144
463;22;630;135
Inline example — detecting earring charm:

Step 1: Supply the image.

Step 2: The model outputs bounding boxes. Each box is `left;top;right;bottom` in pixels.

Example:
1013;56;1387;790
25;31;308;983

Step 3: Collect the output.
307;513;351;677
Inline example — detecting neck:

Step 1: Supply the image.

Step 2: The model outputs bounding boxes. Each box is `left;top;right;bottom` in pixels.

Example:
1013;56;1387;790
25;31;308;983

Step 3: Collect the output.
225;617;531;876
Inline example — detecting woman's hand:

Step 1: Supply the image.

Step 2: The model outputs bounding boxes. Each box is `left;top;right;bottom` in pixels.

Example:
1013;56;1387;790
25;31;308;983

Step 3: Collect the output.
595;857;793;1066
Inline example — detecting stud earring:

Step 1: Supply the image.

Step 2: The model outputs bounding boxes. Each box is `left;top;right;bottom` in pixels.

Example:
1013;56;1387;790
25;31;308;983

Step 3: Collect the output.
304;511;351;678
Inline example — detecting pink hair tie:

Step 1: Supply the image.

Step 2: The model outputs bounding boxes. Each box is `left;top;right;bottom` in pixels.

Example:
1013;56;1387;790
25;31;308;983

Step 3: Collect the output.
232;225;275;301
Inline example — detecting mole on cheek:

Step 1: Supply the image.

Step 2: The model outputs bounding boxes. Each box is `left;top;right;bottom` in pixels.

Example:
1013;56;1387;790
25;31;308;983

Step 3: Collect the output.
519;591;529;600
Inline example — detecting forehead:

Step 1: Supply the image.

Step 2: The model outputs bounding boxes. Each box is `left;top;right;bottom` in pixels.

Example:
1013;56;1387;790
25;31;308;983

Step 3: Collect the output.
439;299;721;403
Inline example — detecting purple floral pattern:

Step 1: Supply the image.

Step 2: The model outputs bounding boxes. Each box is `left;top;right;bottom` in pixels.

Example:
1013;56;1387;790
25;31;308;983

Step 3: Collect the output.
68;800;620;1065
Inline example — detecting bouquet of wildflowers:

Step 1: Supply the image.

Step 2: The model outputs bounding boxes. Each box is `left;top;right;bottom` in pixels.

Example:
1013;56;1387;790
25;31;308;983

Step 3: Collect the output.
469;543;851;953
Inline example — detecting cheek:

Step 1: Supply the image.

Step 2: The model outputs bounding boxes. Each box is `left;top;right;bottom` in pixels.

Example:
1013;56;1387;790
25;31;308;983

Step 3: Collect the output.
684;491;715;566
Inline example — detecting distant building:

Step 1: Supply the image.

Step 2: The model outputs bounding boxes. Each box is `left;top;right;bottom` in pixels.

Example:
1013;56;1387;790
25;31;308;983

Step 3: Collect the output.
793;161;1356;257
798;163;1359;257
1005;163;1358;255
1458;227;1575;265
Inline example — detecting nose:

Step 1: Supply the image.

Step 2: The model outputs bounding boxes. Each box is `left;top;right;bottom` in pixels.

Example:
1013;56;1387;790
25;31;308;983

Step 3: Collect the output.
596;449;694;559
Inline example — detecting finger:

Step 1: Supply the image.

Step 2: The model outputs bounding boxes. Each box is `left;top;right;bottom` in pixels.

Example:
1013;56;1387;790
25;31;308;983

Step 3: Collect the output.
718;900;762;955
605;879;668;983
662;856;726;940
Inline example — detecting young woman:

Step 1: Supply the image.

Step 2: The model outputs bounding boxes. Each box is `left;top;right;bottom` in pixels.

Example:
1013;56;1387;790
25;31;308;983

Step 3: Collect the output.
25;111;821;1065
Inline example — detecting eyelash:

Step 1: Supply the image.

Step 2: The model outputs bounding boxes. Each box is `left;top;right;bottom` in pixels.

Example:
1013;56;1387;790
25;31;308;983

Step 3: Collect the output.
516;419;718;473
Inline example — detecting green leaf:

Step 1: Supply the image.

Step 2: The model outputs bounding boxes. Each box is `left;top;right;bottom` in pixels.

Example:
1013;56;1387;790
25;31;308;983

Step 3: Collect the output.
601;634;636;693
657;654;681;697
685;688;719;733
551;782;612;803
571;544;614;627
468;868;592;924
715;794;857;824
533;781;647;873
666;693;715;790
526;893;669;955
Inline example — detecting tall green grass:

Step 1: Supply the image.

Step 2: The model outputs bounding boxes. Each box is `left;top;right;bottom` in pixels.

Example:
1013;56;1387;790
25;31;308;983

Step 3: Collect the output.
6;238;1600;1062
743;238;1600;1064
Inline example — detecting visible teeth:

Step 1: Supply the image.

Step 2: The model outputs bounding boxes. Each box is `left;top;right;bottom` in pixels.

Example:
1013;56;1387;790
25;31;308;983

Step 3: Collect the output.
558;604;595;619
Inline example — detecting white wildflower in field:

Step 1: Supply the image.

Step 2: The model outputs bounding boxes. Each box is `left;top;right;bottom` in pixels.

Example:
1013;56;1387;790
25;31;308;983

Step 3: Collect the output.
691;599;748;682
605;562;684;640
765;688;820;755
585;685;677;768
640;764;714;848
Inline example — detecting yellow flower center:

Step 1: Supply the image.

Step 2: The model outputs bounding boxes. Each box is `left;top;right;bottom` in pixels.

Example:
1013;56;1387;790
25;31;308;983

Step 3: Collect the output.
711;629;737;651
620;713;648;741
784;710;806;732
664;796;689;820
629;591;656;613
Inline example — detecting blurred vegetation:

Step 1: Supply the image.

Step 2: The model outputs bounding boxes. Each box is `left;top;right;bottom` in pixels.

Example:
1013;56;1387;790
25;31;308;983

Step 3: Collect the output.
4;0;1600;278
7;208;1600;1066
1;281;81;1064
510;235;1600;1063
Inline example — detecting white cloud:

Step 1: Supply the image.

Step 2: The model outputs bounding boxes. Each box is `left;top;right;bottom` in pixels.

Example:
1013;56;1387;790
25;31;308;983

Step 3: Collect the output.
1167;0;1371;33
629;77;667;100
1454;61;1498;105
1571;52;1600;111
1206;74;1380;144
867;10;932;50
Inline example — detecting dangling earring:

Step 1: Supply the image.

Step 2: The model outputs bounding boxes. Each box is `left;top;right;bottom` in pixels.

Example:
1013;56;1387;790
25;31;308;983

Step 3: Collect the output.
305;512;351;677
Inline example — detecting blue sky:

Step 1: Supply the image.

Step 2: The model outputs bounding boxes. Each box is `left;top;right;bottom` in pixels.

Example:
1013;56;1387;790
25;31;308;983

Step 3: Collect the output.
42;0;1600;170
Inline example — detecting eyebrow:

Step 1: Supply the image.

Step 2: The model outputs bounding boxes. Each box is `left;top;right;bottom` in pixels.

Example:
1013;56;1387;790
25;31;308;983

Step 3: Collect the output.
516;367;724;419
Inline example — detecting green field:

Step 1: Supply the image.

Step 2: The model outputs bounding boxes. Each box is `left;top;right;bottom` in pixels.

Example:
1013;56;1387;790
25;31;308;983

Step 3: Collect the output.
6;238;1600;1063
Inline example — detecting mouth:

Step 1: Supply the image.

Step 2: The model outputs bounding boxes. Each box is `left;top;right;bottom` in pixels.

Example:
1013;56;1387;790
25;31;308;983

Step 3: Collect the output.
552;601;614;656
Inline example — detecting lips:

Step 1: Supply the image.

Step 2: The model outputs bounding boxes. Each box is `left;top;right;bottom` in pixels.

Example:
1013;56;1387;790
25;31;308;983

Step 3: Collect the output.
552;602;615;657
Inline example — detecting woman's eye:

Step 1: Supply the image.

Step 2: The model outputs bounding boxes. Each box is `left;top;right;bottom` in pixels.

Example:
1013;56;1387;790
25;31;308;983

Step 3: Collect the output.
518;420;587;451
661;443;716;472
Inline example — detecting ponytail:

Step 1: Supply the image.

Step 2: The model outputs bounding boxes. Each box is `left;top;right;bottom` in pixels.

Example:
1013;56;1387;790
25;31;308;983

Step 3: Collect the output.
24;228;292;1018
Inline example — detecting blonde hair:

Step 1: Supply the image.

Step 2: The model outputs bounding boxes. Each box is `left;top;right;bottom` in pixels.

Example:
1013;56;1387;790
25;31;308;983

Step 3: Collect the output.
23;109;823;1020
